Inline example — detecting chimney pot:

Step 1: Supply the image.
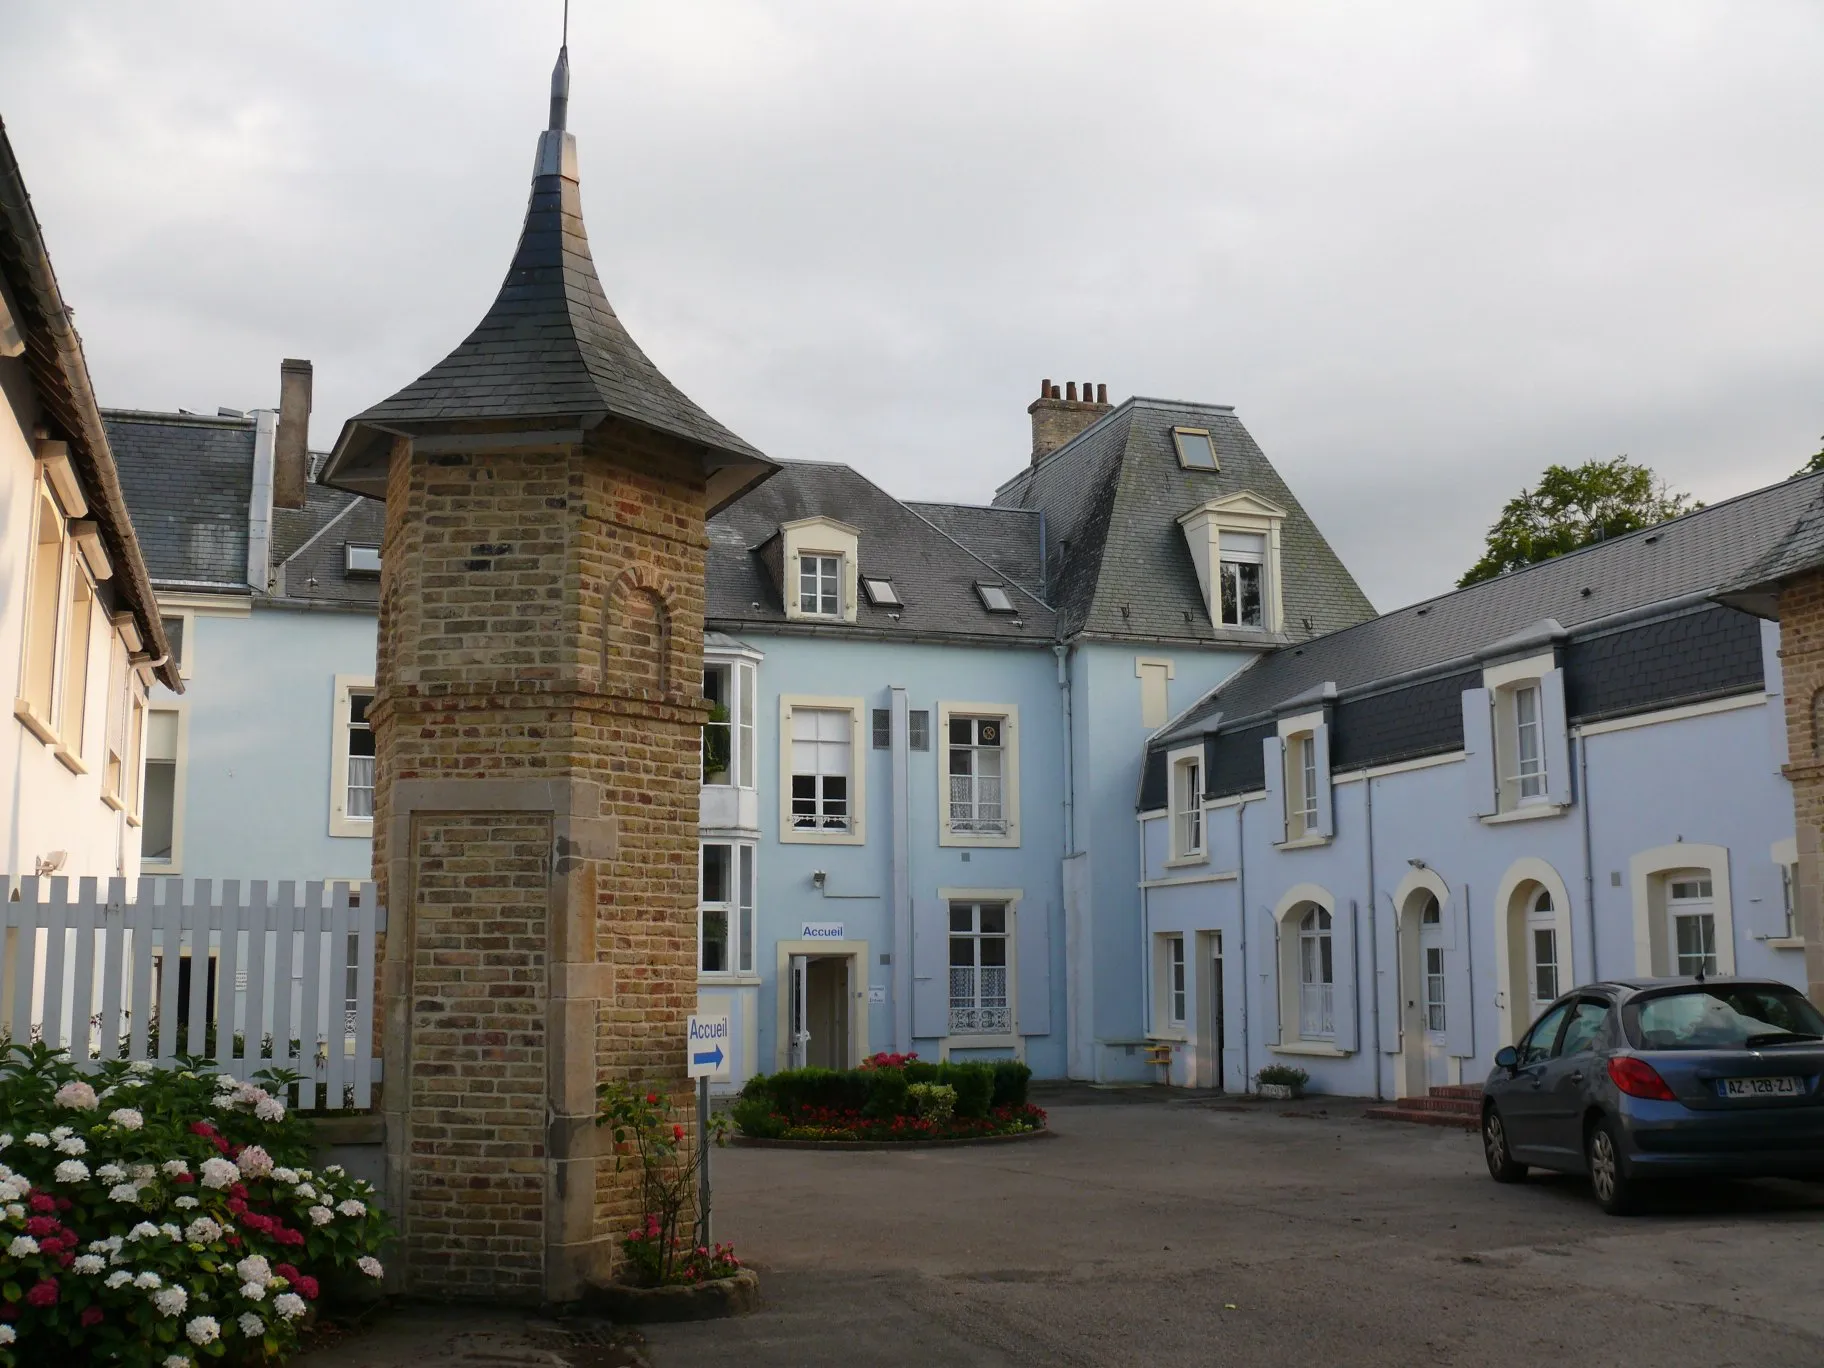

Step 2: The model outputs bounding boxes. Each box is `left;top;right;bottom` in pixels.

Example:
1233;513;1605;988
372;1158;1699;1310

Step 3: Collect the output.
273;358;313;510
1096;383;1107;404
1041;377;1052;397
1065;381;1078;402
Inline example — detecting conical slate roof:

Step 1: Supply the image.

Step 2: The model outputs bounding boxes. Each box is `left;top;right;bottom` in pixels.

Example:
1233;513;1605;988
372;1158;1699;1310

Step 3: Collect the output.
322;48;774;509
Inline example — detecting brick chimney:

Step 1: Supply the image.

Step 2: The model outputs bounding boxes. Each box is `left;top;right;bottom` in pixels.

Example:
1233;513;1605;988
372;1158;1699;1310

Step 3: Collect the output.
1028;377;1111;464
273;358;313;509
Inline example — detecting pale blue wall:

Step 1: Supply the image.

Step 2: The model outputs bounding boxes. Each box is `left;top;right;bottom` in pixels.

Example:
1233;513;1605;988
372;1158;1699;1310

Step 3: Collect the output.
1139;692;1800;1097
165;605;376;886
736;633;1068;1080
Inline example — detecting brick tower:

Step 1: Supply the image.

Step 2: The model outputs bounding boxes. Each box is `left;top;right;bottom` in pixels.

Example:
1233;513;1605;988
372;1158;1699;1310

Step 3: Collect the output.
320;45;775;1301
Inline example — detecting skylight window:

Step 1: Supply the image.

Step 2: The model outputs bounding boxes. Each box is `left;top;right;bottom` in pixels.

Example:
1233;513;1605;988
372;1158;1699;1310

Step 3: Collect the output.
1172;427;1219;471
345;545;382;576
976;583;1015;613
863;577;901;608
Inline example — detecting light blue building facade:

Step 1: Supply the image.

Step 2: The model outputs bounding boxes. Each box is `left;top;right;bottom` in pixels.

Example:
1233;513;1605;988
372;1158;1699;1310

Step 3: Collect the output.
1137;476;1820;1101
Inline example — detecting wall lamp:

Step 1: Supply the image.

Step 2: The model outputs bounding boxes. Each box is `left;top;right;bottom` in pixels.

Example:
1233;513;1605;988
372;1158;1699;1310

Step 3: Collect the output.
811;870;828;889
1407;858;1426;869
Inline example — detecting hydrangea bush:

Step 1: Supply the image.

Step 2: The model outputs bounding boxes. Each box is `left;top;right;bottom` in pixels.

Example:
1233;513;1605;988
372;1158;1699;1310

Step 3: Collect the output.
0;1043;390;1366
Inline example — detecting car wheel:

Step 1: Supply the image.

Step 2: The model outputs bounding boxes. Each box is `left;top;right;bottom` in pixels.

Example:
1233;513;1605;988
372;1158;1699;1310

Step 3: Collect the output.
1586;1116;1641;1216
1482;1105;1527;1183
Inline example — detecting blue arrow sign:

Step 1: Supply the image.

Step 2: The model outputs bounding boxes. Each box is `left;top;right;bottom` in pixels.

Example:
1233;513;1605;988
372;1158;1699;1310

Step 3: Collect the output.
691;1044;724;1069
687;1013;732;1077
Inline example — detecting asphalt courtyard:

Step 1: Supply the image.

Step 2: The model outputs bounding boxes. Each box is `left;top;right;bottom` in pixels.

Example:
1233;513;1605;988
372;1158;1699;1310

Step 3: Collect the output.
639;1087;1824;1368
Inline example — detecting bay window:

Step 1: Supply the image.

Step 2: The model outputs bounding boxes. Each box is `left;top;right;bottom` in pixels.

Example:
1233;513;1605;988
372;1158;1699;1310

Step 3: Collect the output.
699;841;755;976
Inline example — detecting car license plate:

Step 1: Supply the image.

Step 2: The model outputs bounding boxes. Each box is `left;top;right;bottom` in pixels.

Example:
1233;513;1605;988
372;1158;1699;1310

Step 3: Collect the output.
1719;1076;1801;1099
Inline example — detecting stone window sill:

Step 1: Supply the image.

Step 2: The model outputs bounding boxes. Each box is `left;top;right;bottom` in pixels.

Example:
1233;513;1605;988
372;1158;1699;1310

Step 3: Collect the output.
697;973;764;987
1277;834;1331;851
14;699;57;747
1481;803;1567;826
54;747;87;775
1163;852;1209;870
1763;937;1807;952
1270;1040;1350;1059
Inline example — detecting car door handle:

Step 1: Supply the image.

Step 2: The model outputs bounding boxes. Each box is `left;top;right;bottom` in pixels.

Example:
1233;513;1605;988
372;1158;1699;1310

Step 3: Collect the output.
1569;1070;1583;1084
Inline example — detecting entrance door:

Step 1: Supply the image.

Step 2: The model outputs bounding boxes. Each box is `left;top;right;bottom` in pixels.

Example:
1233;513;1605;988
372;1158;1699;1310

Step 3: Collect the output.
805;956;850;1070
1206;936;1225;1091
1420;901;1449;1089
788;954;809;1069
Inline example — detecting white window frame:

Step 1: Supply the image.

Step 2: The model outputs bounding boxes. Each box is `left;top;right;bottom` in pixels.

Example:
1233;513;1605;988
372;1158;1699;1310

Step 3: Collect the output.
779;517;860;625
798;552;842;618
1483;652;1563;816
1771;837;1802;947
1666;873;1718;978
329;674;377;838
159;607;196;681
1175;493;1287;635
1513;683;1545;801
1166;743;1205;864
1168;934;1187;1026
139;703;189;874
1628;844;1736;977
1276;708;1331;846
698;840;757;980
779;695;865;845
15;474;71;745
1526;887;1559;1008
943;893;1018;1044
937;701;1020;848
53;555;98;775
123;684;148;825
1297;906;1335;1041
100;628;131;810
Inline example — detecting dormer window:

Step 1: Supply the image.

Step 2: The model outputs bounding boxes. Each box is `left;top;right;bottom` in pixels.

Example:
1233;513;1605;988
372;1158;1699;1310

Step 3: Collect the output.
976;583;1015;613
799;553;841;616
1172;427;1219;471
1463;641;1571;819
862;577;900;608
1218;532;1265;628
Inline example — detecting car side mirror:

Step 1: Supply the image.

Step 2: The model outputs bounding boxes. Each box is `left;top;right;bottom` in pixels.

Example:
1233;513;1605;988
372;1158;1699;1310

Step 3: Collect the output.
1494;1046;1519;1072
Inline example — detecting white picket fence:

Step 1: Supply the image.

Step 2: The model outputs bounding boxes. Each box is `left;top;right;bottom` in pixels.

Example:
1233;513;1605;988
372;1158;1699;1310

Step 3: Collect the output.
1;877;383;1110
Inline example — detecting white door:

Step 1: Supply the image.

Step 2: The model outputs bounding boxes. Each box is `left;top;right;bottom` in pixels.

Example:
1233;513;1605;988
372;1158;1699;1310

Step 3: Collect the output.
788;954;810;1069
1420;910;1448;1089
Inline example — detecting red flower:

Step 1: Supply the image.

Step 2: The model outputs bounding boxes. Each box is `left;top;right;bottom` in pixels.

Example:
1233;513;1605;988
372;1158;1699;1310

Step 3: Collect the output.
52;1197;71;1212
672;1124;686;1142
189;1120;216;1137
275;1264;301;1284
28;1193;56;1214
81;1306;103;1327
230;1183;249;1200
0;1302;16;1320
25;1279;59;1308
173;1172;195;1184
295;1274;319;1301
25;1216;60;1237
645;1092;658;1105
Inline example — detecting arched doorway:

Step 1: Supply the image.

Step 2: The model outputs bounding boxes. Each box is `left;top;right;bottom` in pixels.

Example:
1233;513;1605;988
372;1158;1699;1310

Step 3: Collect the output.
1493;860;1575;1044
1394;876;1452;1098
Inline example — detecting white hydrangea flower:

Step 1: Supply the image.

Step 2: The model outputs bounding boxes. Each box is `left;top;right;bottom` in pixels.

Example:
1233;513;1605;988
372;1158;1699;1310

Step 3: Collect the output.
129;1163;156;1181
293;1183;317;1200
73;1254;105;1274
8;1235;39;1256
164;1356;189;1368
0;1325;14;1346
159;1223;182;1241
49;1126;72;1142
109;1183;142;1202
105;1270;133;1289
89;1235;123;1254
23;1132;50;1148
271;1168;298;1185
185;1315;220;1345
53;1081;98;1111
127;1221;161;1242
134;1270;162;1290
237;1312;264;1338
214;1073;238;1089
55;1135;87;1155
235;1146;273;1179
199;1157;239;1190
5;1203;24;1221
96;1163;127;1182
336;1198;366;1218
129;1060;154;1075
184;1217;223;1244
109;1108;145;1131
324;1164;345;1176
0;1134;10;1150
254;1096;286;1123
235;1255;272;1286
307;1205;333;1226
239;1281;266;1302
162;1160;190;1177
153;1285;188;1317
273;1292;307;1321
54;1158;90;1183
357;1255;384;1278
0;1181;22;1203
173;1196;199;1210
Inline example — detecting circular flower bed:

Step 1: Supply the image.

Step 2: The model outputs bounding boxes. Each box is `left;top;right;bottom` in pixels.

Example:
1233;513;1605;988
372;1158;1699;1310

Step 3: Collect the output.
0;1043;391;1367
730;1054;1046;1143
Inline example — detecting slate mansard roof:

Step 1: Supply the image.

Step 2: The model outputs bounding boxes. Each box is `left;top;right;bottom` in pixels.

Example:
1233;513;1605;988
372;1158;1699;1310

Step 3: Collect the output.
106;410;381;610
1140;472;1822;806
707;461;1057;644
992;397;1375;646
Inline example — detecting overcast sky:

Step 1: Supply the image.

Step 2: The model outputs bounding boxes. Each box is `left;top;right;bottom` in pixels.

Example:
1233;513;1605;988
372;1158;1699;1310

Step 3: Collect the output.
4;1;1822;610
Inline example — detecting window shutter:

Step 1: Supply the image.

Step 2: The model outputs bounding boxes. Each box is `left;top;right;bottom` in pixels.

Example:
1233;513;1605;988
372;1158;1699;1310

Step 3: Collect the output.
1331;900;1358;1053
1540;668;1572;807
1762;620;1787;775
911;897;948;1038
1261;735;1286;844
1257;904;1281;1046
1445;884;1476;1058
1312;723;1335;838
1461;688;1497;817
1375;893;1402;1054
1016;901;1050;1036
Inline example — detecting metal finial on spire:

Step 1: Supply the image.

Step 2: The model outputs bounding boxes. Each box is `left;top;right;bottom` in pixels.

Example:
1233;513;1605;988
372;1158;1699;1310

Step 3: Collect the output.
549;43;570;132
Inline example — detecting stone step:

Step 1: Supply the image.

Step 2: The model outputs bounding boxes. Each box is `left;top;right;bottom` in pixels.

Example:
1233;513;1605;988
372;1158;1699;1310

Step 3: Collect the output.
1364;1105;1479;1131
1399;1095;1480;1116
1429;1083;1484;1100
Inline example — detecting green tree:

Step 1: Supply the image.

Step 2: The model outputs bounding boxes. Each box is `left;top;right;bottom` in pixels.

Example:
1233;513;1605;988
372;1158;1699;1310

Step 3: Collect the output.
1458;457;1698;587
1794;436;1824;478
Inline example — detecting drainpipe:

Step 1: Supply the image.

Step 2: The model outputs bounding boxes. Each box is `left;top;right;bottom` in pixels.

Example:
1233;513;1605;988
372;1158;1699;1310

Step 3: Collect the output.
245;409;277;592
1236;798;1249;1092
891;686;912;1053
1138;817;1151;1046
1365;775;1383;1099
1579;733;1599;982
1054;645;1074;854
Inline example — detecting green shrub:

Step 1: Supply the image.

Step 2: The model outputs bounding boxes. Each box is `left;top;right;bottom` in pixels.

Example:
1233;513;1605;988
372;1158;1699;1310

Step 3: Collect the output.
862;1065;908;1118
902;1059;941;1086
943;1061;994;1118
1254;1064;1310;1093
990;1059;1032;1108
763;1067;868;1115
729;1093;782;1138
906;1082;956;1122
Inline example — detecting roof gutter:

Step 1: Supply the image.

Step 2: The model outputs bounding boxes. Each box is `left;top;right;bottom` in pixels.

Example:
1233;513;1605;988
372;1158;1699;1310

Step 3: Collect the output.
0;119;179;691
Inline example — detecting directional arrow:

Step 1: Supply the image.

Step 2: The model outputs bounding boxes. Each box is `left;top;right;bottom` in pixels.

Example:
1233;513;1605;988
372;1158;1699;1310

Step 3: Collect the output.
691;1045;725;1069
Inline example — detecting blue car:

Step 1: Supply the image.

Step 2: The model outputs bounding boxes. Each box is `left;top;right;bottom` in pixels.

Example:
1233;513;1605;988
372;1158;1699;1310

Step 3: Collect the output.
1481;977;1824;1214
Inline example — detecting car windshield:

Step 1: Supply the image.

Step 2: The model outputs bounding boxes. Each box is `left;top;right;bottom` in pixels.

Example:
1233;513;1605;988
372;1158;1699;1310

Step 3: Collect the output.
1626;985;1824;1051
